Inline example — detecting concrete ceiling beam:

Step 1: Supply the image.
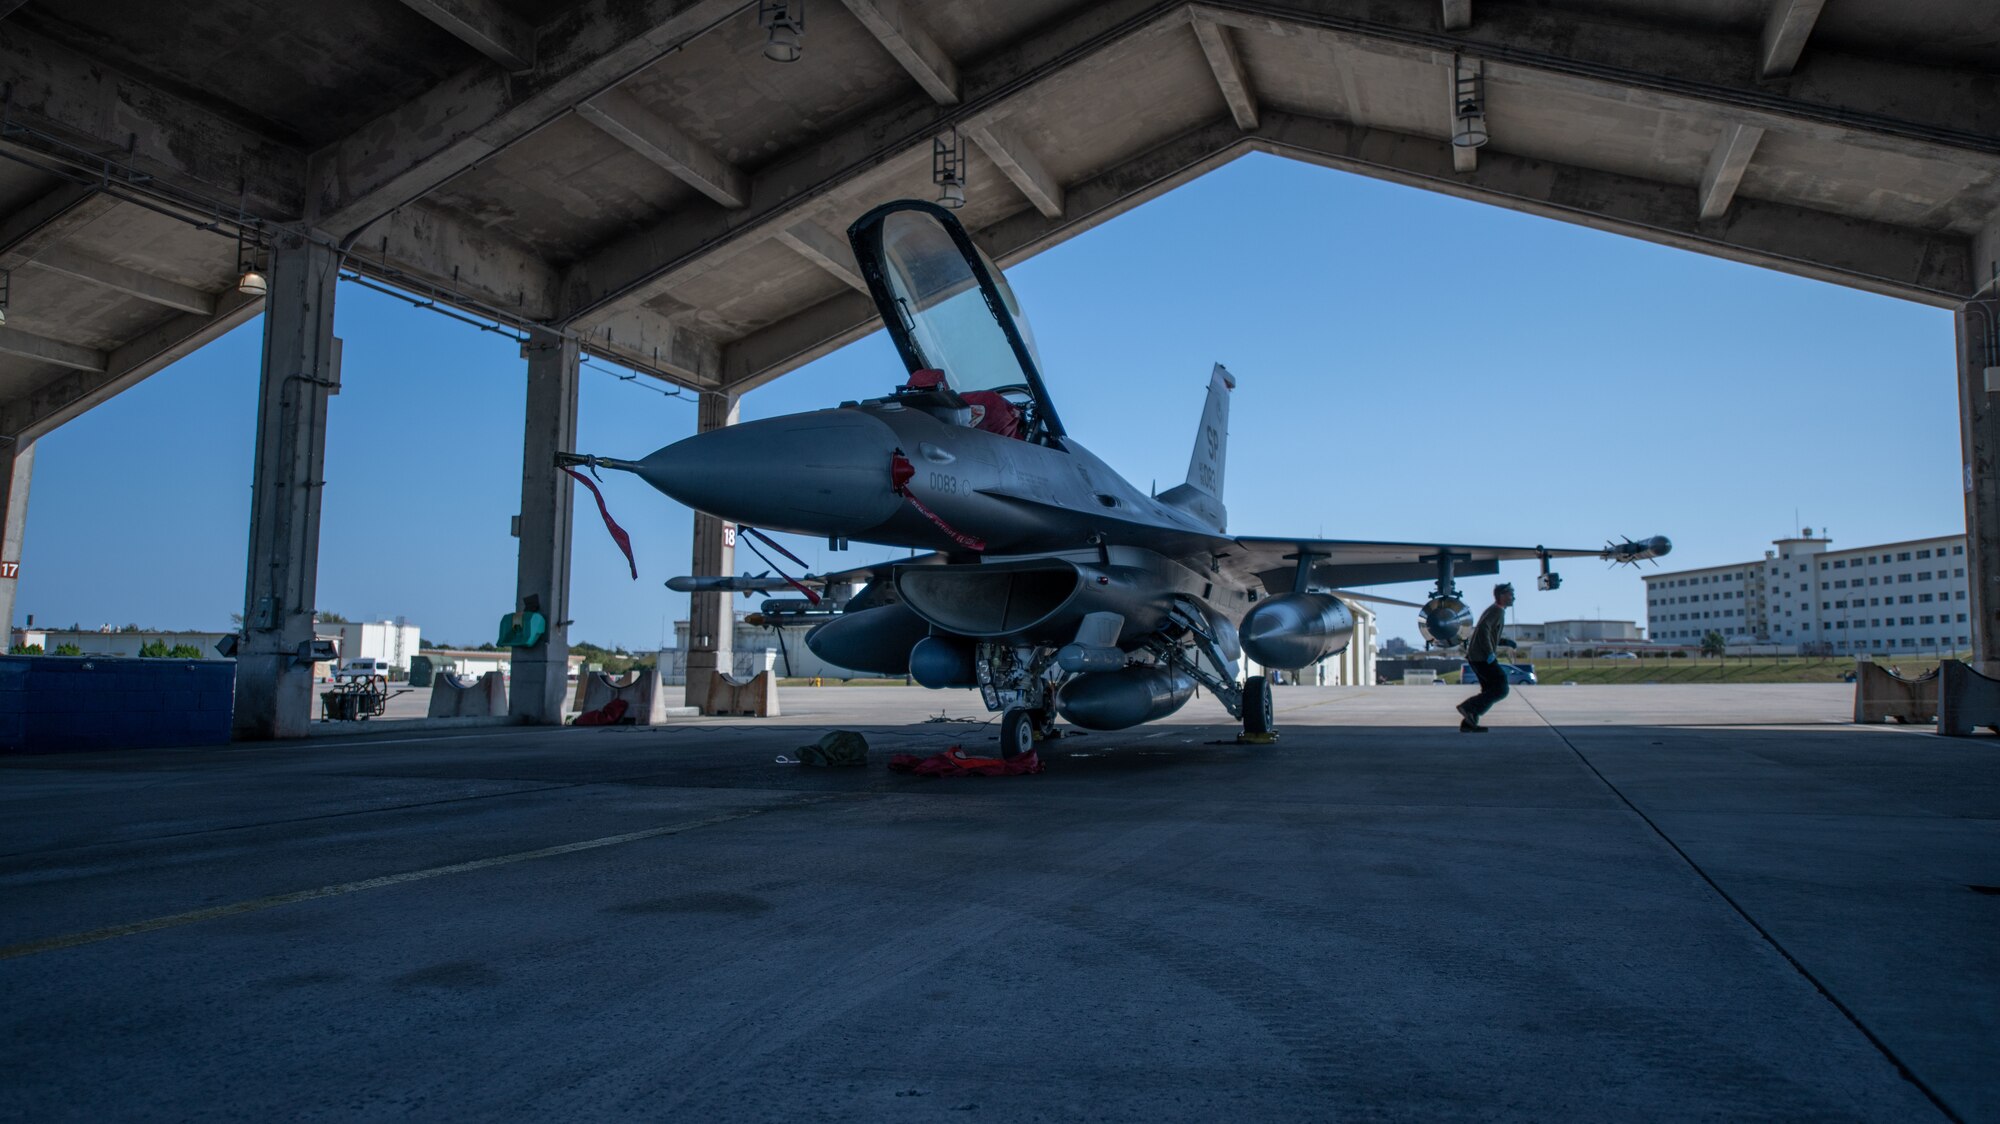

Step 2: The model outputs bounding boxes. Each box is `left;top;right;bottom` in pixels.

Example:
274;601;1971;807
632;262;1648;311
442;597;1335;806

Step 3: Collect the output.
968;123;1065;219
1192;17;1259;131
773;221;869;292
562;0;1185;323
0;28;303;218
0;1;28;19
344;202;564;322
0;326;107;373
1974;215;2000;297
839;0;961;105
575;88;747;209
1193;1;2000;164
307;0;743;237
721;116;1248;391
1440;0;1471;32
26;245;217;316
576;304;723;388
1255;110;1971;305
395;0;536;72
1760;0;1826;80
0;184;121;272
0;292;263;443
1698;123;1765;221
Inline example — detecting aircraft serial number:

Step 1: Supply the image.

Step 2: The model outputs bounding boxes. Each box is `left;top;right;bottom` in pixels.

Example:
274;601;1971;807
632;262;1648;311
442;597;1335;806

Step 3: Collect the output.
928;472;960;494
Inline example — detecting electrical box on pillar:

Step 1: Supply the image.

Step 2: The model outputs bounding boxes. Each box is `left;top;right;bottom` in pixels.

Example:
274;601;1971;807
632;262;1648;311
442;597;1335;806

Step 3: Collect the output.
497;610;548;648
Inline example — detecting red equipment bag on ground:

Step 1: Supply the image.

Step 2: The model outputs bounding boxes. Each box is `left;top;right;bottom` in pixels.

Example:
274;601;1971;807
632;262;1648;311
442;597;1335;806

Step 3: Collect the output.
573;698;630;726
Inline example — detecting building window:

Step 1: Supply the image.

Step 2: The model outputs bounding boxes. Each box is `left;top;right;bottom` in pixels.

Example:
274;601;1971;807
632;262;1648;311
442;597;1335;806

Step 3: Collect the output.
1954;545;1964;555
1917;549;1931;559
1819;562;1828;571
1898;552;1912;561
1901;617;1915;626
1869;577;1879;585
1919;594;1933;603
1921;616;1935;625
1918;571;1931;581
1956;568;1966;578
1899;574;1912;583
1833;560;1845;569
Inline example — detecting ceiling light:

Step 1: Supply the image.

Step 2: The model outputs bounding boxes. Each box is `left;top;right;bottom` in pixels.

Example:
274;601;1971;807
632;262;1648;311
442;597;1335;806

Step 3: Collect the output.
237;269;268;296
1451;55;1489;149
760;1;803;62
932;127;967;209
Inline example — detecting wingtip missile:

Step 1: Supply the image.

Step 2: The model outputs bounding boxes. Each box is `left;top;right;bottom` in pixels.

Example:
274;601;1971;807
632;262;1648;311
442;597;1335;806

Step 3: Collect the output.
1602;535;1672;564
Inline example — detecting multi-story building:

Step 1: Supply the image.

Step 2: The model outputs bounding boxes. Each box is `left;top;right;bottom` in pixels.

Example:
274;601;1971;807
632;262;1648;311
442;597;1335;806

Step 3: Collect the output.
1645;530;1970;655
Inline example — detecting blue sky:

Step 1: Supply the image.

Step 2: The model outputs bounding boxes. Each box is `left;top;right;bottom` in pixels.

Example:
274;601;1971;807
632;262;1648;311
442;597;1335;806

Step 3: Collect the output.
18;153;1962;649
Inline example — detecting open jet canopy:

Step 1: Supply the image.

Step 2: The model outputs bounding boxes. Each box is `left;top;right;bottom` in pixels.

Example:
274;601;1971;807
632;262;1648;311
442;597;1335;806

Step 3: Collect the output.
848;200;1066;439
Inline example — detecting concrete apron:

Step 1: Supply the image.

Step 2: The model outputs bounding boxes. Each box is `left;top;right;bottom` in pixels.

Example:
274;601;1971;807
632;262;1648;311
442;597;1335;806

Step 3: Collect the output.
0;685;1986;1122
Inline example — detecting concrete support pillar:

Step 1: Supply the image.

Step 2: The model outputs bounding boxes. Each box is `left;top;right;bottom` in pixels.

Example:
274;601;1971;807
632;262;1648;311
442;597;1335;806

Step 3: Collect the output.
234;234;339;740
510;330;579;724
1958;300;2000;675
0;439;33;635
684;390;739;711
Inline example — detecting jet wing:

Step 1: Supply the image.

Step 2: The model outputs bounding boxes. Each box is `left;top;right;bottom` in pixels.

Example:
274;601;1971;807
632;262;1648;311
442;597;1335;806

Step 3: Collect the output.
1218;535;1670;595
816;552;950;587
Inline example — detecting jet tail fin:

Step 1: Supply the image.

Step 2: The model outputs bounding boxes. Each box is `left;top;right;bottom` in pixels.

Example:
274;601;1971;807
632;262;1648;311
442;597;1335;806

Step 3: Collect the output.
1157;363;1232;531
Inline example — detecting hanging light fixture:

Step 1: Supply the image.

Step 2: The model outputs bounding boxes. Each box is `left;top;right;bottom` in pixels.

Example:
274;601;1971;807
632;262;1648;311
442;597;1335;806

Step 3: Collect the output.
234;219;267;296
760;1;803;62
932;126;967;209
1451;54;1489;149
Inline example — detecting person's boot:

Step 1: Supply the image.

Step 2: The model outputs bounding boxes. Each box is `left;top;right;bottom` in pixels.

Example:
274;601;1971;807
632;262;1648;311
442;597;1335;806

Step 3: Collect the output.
1459;718;1487;733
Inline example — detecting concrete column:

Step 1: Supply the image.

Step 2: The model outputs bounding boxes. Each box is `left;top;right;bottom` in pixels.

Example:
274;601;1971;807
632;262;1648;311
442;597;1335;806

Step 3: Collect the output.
684;390;739;711
234;234;339;740
0;439;33;635
1958;300;2000;674
509;330;579;724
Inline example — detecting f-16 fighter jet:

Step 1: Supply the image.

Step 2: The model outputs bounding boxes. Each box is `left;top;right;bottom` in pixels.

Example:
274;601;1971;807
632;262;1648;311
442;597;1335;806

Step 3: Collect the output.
569;200;1668;756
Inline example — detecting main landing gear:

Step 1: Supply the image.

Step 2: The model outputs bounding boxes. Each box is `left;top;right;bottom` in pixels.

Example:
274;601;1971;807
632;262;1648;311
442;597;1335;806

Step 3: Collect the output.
1240;675;1273;739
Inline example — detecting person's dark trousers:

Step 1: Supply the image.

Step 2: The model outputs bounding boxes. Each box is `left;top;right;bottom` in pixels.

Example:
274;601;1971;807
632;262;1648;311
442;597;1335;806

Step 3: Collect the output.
1461;660;1510;721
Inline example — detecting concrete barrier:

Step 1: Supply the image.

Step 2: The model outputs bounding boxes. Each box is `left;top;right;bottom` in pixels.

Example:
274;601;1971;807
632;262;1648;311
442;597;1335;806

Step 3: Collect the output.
1937;661;2000;737
428;671;507;718
0;655;233;752
1851;661;1938;724
577;668;669;725
704;669;780;717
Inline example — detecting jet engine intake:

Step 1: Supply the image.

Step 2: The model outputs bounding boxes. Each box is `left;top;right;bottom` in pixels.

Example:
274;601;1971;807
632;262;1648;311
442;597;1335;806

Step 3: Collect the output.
804;603;931;676
1418;596;1474;648
1055;666;1196;730
1239;593;1354;670
895;557;1176;646
909;634;979;689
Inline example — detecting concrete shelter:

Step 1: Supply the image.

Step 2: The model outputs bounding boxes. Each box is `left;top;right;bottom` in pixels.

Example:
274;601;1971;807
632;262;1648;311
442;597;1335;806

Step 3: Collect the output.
0;0;1995;735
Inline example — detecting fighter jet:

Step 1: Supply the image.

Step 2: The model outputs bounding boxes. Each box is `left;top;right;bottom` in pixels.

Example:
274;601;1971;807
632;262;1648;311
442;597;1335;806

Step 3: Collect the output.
568;200;1668;756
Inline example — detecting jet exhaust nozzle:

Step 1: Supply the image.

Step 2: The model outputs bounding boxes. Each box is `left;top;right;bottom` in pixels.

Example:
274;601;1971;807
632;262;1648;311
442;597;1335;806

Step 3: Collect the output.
1055;666;1196;731
1240;593;1354;670
804;603;931;676
909;634;979;689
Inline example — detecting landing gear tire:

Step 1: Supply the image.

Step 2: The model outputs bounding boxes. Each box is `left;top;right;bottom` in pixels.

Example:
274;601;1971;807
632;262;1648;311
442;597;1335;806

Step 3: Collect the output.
1241;675;1273;737
1000;707;1037;760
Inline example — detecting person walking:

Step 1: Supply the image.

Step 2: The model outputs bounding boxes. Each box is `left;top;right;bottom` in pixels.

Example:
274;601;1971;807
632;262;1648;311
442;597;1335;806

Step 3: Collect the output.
1457;582;1516;733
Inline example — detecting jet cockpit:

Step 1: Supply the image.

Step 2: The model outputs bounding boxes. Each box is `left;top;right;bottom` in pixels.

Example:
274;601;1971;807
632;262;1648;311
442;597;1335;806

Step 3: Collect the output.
848;200;1065;445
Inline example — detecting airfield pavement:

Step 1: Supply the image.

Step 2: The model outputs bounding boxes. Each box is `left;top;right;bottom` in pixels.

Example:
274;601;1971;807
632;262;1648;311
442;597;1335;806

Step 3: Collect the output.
1;684;1994;1122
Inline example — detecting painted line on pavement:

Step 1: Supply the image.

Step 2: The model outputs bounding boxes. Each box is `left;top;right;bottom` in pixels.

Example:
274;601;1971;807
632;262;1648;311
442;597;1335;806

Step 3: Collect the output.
0;803;804;962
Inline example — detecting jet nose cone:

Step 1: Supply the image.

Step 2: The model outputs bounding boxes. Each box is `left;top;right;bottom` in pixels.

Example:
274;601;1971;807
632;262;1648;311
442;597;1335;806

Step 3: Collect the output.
633;409;903;536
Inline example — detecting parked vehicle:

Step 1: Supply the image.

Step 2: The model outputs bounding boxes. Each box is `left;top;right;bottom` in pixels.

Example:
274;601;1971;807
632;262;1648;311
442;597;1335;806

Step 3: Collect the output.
1459;662;1538;686
334;657;390;681
1603;651;1639;660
